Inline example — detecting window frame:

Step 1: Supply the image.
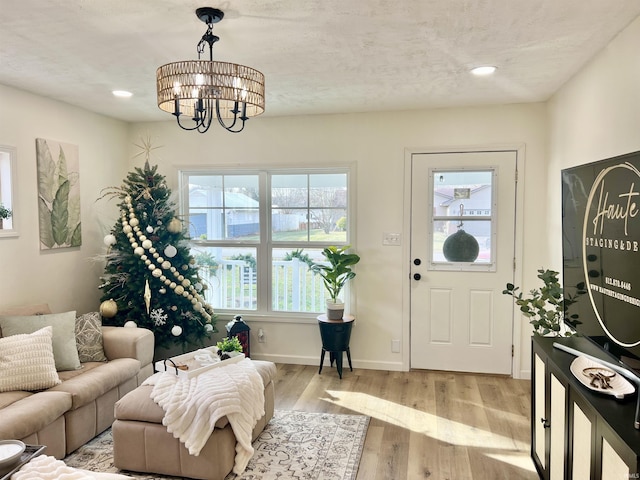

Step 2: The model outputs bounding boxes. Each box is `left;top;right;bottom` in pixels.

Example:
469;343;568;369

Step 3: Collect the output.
179;165;357;321
427;166;498;272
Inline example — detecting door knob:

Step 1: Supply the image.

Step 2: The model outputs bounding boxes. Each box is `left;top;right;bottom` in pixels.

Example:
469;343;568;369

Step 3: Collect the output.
413;273;421;281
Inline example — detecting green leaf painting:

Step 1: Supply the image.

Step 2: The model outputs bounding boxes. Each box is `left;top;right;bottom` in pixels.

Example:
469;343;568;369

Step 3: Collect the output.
36;138;82;249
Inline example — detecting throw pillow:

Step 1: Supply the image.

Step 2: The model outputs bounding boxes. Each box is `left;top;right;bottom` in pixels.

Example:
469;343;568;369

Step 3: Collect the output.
0;326;61;392
75;312;107;362
0;311;82;371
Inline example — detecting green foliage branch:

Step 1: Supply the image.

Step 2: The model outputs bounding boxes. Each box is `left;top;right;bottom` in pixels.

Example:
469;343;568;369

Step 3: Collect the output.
503;268;585;337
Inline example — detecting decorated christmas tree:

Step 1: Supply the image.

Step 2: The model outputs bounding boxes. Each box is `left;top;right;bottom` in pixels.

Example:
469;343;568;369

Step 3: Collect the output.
98;145;215;350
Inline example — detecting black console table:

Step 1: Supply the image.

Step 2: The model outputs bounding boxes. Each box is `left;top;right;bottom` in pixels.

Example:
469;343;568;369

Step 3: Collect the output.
317;314;354;379
532;336;640;479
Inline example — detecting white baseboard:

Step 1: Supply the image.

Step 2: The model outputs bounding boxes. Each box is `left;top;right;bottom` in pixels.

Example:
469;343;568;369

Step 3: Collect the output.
248;353;406;372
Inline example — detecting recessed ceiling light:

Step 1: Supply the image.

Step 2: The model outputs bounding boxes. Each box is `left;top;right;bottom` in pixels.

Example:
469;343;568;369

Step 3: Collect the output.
112;90;133;98
470;66;497;76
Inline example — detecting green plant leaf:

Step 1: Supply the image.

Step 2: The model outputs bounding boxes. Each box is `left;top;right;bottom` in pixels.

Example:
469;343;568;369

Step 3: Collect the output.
36;139;57;204
51;180;70;245
38;196;54;248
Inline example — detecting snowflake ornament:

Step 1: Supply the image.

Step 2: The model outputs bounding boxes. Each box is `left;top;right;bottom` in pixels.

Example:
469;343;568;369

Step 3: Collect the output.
150;308;168;326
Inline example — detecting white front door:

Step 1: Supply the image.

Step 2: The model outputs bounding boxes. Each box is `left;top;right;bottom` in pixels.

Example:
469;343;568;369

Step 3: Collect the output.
410;150;517;374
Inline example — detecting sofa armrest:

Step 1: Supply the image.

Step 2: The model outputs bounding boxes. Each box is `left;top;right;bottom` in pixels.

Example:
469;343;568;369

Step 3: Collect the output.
102;326;154;367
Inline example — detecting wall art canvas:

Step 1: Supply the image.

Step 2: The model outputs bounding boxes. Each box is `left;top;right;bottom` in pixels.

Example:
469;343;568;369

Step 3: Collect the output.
36;138;82;249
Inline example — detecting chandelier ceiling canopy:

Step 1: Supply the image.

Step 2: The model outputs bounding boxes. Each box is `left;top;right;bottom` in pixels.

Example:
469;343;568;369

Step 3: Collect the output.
156;7;265;133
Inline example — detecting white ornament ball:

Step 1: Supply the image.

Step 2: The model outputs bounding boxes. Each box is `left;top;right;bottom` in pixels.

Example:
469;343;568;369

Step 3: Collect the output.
174;285;185;295
171;305;178;311
139;235;147;242
141;255;148;261
162;261;171;270
167;218;182;233
146;226;154;233
169;282;176;289
182;265;188;271
204;323;214;333
142;239;153;249
182;279;191;287
171;325;183;336
164;245;177;258
104;234;117;246
148;264;156;271
125;195;132;203
134;247;145;256
124;320;137;328
194;302;202;311
149;247;156;254
152;268;162;278
195;282;202;292
159;288;166;294
129;218;139;227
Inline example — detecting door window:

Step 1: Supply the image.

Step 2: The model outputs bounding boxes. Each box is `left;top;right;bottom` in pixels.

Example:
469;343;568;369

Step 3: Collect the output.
429;169;496;271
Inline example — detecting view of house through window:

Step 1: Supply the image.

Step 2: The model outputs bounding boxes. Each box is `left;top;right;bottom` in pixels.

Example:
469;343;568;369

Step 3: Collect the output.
181;169;352;314
430;169;495;269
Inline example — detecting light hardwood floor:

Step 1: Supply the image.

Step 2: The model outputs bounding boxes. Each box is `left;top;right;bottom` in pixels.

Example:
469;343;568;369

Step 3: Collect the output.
272;363;538;480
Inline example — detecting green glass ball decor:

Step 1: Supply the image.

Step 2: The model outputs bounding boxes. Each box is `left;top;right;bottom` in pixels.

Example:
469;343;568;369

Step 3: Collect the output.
442;229;479;262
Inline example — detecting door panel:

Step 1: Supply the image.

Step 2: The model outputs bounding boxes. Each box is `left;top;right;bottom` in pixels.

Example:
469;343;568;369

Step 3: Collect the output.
410;150;517;374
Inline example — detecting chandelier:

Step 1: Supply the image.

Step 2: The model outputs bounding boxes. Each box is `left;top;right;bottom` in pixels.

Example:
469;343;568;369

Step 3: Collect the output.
156;7;265;133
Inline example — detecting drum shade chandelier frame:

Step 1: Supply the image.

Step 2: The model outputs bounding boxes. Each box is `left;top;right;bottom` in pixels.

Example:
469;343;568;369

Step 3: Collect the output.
156;7;265;133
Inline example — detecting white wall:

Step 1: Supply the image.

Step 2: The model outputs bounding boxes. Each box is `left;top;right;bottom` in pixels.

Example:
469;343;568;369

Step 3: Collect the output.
0;84;129;314
548;16;640;266
131;103;548;375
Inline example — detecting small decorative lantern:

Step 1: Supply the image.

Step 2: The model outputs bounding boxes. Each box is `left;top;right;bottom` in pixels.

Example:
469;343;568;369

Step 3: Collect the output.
226;315;250;358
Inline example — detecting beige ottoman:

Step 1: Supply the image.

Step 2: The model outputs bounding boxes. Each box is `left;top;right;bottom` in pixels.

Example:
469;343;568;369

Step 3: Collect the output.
112;360;276;480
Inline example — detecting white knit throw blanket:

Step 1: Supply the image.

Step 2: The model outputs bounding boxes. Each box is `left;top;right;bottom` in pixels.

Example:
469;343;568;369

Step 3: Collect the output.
12;454;131;479
145;358;265;475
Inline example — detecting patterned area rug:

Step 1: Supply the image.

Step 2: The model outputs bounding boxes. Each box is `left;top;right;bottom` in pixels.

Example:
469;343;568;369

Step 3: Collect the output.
65;410;370;480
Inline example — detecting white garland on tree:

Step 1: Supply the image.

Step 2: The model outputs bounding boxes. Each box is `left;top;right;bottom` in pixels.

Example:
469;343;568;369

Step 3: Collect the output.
120;195;214;328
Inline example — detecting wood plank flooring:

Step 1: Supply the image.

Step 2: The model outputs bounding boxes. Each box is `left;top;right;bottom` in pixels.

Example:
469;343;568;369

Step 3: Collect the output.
272;363;538;480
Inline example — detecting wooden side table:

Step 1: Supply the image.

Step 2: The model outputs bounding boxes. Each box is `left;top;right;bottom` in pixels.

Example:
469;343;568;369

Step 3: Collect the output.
317;314;354;379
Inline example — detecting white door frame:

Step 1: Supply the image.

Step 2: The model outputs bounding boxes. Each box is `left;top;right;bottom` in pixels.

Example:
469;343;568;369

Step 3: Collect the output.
402;144;527;378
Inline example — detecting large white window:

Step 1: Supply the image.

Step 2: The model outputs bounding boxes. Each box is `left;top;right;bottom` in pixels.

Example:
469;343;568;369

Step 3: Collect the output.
180;168;354;317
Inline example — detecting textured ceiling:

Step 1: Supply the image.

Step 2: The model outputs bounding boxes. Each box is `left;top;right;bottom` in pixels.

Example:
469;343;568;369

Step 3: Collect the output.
1;0;639;123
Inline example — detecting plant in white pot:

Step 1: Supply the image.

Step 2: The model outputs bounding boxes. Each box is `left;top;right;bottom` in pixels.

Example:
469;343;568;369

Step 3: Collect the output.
0;203;12;229
312;245;360;320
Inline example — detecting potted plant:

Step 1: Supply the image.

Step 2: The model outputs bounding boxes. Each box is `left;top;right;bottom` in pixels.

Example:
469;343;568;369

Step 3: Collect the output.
503;268;585;337
216;335;243;360
312;245;361;320
0;203;12;229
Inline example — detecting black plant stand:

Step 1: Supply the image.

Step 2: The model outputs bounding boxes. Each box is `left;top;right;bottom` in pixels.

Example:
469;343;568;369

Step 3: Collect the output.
317;314;354;379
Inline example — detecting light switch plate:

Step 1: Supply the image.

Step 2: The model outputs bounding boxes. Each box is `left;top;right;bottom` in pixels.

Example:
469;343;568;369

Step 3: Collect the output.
383;232;401;246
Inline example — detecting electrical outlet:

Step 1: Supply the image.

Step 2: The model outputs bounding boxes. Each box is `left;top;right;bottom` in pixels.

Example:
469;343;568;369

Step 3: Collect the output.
391;339;400;353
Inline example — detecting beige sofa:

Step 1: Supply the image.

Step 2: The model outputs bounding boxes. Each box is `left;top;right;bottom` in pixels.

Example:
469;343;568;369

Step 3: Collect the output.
0;305;154;459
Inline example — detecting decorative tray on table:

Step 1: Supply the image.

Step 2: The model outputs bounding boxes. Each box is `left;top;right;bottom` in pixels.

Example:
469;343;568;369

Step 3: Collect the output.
570;355;635;399
155;345;245;379
0;444;45;480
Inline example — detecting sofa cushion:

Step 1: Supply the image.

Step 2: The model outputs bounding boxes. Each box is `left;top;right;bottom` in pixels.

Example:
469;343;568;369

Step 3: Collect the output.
0;311;81;371
0;390;32;409
0;326;61;392
75;312;107;363
50;357;140;410
0;390;71;440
